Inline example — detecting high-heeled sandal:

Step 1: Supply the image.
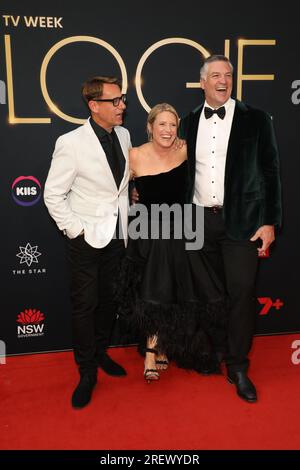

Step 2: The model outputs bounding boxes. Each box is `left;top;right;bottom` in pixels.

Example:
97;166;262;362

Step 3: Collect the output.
144;348;160;383
156;353;169;370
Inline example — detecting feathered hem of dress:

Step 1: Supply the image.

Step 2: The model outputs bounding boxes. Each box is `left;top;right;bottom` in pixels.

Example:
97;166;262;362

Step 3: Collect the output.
116;256;228;373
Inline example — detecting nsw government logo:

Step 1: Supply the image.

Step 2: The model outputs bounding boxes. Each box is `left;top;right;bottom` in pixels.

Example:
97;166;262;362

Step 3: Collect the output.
13;242;46;275
17;308;45;338
11;176;42;206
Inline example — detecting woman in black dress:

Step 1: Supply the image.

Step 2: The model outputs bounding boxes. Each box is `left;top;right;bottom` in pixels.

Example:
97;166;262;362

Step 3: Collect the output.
119;103;227;382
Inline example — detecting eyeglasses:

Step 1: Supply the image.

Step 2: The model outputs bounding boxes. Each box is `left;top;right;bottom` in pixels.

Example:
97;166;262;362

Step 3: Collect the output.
92;94;127;107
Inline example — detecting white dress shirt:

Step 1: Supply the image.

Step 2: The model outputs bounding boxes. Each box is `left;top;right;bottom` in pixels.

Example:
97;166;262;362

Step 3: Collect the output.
193;98;235;207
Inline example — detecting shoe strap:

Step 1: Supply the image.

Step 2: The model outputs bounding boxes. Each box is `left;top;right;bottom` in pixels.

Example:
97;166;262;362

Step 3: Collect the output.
145;348;157;354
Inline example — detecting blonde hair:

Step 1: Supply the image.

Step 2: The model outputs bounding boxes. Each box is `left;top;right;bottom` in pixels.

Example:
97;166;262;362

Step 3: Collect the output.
147;103;179;141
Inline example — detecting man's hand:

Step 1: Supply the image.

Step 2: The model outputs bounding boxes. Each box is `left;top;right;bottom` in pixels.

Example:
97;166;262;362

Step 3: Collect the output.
173;137;186;150
250;225;275;255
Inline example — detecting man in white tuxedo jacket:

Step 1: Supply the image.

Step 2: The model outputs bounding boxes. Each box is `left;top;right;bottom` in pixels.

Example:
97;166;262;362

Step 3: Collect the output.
44;76;131;409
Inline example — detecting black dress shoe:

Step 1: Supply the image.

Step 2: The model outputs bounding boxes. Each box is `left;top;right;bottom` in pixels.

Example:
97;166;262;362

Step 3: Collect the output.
97;352;127;377
227;371;257;403
72;374;97;409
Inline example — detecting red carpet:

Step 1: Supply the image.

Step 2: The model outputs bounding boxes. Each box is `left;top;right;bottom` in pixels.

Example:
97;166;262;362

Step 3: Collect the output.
1;334;300;450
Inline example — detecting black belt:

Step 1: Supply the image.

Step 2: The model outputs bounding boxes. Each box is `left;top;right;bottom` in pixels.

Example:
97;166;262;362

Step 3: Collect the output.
204;205;223;213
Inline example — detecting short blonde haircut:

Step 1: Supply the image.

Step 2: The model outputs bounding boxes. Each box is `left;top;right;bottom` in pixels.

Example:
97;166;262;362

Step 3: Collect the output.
147;103;179;141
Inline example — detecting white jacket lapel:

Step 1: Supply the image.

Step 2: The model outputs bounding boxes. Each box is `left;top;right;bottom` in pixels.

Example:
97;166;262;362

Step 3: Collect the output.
83;119;117;188
115;126;129;192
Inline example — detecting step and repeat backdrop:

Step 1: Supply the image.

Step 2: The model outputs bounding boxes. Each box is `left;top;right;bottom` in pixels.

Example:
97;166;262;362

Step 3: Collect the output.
0;0;299;354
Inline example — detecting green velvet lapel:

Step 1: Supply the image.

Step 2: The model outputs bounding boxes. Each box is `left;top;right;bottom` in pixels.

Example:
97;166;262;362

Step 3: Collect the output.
224;100;248;189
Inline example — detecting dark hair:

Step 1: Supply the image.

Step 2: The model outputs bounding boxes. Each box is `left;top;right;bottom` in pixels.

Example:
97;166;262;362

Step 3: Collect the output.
81;76;122;103
200;55;233;79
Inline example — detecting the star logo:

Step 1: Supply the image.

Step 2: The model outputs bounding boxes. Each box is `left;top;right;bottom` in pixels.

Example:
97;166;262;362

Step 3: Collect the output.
16;243;41;267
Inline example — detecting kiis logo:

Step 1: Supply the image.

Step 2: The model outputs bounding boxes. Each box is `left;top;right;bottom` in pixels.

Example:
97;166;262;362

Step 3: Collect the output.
11;176;42;206
17;308;45;338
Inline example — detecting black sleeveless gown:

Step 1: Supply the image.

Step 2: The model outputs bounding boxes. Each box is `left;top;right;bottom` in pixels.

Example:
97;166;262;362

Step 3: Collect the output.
118;161;227;372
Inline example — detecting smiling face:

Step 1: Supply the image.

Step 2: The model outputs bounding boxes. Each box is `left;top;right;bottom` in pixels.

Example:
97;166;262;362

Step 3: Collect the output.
200;60;233;109
88;83;126;131
148;111;178;148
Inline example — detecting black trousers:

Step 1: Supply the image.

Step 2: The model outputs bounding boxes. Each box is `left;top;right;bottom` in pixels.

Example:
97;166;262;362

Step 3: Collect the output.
202;208;259;373
66;235;125;376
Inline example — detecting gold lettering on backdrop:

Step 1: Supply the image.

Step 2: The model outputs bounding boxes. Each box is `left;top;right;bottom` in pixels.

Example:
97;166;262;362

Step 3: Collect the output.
4;35;51;124
237;39;276;100
224;40;230;60
135;38;210;112
24;16;40;27
23;16;63;28
2;15;10;26
40;36;127;124
2;15;20;27
186;40;231;89
2;15;63;28
2;33;277;124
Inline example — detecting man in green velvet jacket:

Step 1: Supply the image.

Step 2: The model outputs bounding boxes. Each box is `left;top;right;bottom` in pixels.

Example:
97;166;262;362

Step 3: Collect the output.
179;54;282;403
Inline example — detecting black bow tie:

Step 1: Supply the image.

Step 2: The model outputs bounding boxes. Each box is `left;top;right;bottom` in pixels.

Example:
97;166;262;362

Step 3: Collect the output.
204;106;226;120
